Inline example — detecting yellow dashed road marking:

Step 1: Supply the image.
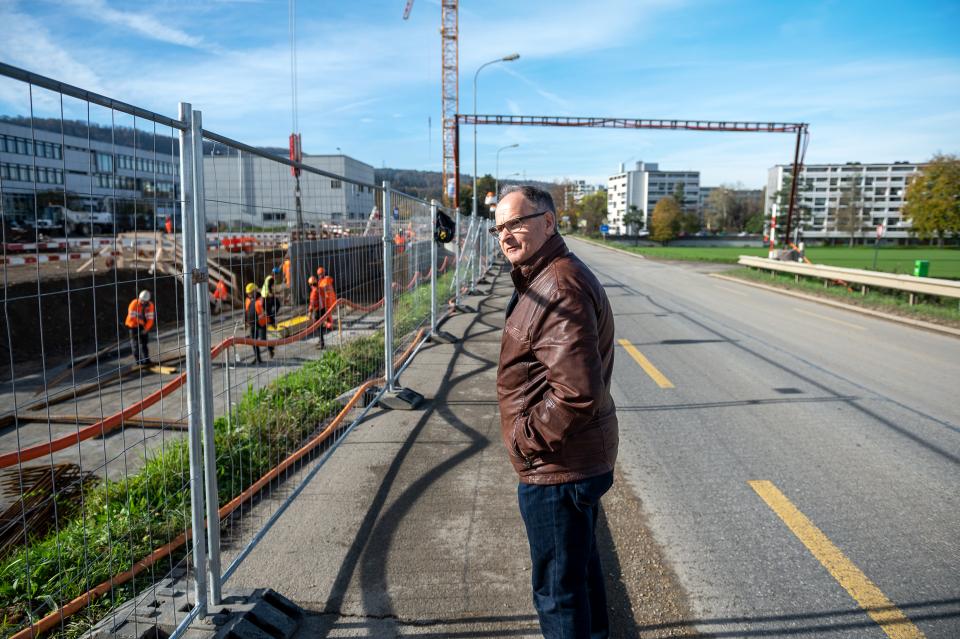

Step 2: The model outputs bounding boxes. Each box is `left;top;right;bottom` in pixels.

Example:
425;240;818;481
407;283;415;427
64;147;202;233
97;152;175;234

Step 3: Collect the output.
618;338;674;389
749;480;925;639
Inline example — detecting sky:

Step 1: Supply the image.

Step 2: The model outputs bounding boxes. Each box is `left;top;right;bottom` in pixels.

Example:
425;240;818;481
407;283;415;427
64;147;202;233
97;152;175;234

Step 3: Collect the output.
1;0;958;188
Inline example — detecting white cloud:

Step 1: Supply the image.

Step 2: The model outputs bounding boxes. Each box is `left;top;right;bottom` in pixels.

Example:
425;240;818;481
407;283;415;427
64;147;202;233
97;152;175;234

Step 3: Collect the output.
59;0;208;49
0;2;105;112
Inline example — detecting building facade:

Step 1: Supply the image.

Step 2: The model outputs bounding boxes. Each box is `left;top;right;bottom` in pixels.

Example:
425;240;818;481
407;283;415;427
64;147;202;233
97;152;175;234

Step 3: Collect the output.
563;180;603;209
765;162;923;241
607;161;700;234
1;120;179;227
203;153;375;227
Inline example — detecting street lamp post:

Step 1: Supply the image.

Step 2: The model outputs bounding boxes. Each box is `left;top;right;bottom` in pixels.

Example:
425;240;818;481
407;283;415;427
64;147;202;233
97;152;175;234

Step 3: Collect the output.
473;53;519;219
495;143;519;204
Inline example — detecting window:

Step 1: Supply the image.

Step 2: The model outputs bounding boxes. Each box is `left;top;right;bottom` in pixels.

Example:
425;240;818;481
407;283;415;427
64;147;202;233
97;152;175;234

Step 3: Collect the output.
331;180;341;189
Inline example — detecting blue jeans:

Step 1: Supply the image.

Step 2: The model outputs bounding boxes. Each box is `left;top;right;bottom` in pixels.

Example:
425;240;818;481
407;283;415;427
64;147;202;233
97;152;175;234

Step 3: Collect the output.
518;471;613;639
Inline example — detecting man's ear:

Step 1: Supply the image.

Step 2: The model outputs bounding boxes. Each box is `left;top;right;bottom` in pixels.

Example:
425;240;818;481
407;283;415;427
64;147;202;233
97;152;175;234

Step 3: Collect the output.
545;211;556;236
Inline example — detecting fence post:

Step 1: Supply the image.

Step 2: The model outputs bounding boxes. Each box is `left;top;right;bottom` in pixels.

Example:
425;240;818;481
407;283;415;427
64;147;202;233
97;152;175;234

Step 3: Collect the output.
453;208;462;309
430;199;438;336
177;102;209;619
190;109;222;606
378;183;424;409
382;183;395;391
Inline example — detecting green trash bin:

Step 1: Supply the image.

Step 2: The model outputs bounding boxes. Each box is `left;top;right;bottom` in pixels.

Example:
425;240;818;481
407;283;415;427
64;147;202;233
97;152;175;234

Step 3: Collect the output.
914;260;929;277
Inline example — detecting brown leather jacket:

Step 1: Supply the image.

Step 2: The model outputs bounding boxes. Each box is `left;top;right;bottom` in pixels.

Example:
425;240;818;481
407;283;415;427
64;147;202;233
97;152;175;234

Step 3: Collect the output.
497;233;618;485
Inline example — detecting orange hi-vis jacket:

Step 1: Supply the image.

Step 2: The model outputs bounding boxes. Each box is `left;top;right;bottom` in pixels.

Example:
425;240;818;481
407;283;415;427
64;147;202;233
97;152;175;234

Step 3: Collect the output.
245;296;269;327
308;284;322;313
318;275;337;328
125;299;155;332
213;280;229;301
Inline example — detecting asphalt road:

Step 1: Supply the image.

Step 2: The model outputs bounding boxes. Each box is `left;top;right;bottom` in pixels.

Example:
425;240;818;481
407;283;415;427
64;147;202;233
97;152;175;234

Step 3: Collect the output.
566;237;960;638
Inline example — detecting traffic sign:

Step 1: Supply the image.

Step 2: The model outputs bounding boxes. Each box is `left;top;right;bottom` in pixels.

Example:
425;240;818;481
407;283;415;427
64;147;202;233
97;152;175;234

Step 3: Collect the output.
600;224;610;234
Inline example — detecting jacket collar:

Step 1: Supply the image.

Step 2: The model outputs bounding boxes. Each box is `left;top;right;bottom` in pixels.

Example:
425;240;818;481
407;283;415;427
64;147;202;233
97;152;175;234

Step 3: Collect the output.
510;233;568;292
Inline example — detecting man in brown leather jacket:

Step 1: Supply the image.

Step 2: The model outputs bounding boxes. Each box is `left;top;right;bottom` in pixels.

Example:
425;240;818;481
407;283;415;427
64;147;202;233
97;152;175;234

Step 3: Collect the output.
494;185;618;638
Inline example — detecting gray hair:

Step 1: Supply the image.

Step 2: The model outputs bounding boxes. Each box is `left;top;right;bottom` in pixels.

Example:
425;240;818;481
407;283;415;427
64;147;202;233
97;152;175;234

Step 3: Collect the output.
499;184;558;231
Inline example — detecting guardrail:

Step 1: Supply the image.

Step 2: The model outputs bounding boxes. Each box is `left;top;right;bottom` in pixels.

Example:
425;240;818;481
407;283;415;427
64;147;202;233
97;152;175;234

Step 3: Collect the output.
738;255;960;301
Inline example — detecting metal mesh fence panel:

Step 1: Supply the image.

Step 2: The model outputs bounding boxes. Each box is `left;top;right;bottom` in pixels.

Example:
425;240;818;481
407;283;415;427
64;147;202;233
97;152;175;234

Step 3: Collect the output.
385;190;436;373
196;133;402;587
0;62;490;639
0;71;200;639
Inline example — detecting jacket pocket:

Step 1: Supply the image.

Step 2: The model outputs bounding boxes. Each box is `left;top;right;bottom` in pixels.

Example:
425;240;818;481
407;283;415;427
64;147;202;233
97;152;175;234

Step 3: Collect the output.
562;425;604;461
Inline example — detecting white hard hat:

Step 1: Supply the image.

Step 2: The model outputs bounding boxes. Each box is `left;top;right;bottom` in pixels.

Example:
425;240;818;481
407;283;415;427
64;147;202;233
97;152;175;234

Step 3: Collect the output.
138;290;151;303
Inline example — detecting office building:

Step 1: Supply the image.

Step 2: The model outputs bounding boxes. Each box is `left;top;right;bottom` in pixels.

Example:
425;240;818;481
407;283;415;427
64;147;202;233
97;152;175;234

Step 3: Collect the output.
607;161;699;234
203;153;375;226
1;119;179;225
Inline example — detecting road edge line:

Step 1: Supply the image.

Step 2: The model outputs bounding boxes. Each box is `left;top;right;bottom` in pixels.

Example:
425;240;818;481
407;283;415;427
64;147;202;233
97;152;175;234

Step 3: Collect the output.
565;235;648;260
709;273;960;339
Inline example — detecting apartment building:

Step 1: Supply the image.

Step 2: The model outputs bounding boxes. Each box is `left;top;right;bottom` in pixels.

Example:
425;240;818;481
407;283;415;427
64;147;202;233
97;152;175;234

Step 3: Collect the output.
765;162;923;240
607;161;699;234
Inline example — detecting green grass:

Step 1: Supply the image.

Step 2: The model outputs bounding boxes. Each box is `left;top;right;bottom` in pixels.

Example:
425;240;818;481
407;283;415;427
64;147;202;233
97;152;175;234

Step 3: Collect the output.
727;267;960;326
585;238;960;279
0;269;453;638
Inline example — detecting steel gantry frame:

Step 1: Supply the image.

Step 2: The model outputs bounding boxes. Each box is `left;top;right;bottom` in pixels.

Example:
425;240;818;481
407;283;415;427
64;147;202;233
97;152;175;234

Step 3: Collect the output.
453;114;810;247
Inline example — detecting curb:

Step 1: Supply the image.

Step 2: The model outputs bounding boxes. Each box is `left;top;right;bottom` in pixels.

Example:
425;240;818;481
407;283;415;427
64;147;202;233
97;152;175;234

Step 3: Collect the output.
709;273;960;338
565;235;648;260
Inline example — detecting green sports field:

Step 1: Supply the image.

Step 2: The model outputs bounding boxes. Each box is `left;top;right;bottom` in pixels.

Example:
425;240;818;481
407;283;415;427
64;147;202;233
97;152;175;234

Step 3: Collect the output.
601;242;960;279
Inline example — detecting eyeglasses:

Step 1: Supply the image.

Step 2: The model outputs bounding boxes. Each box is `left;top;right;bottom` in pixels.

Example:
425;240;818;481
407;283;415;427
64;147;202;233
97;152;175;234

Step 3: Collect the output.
488;210;550;237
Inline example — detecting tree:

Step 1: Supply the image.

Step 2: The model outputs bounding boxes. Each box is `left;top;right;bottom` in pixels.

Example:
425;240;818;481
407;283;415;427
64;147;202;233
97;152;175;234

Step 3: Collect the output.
622;205;645;245
672;183;686;211
705;187;735;231
834;174;865;246
744;213;764;234
576;191;608;233
773;175;812;244
679;212;701;235
622;205;644;232
902;154;960;247
650;196;681;243
456;174;496;216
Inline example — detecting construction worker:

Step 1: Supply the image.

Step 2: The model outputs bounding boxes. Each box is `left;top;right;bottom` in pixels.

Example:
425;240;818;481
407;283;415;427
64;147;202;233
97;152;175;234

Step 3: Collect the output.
394;229;406;255
317;267;337;332
211;279;229;314
282;257;292;303
307;275;325;349
125;290;155;365
261;266;281;327
164;216;173;234
244;283;274;362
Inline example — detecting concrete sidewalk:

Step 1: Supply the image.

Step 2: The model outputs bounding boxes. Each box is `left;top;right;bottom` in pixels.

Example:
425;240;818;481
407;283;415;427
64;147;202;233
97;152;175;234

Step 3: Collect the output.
227;264;697;638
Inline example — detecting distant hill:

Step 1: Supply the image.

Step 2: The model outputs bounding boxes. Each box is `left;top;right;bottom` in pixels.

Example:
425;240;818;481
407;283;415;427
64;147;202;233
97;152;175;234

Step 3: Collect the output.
374;167;555;202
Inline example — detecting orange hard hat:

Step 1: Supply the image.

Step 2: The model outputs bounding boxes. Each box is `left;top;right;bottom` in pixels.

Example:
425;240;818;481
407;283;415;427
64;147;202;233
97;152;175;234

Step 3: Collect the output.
316;266;324;276
308;276;317;285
